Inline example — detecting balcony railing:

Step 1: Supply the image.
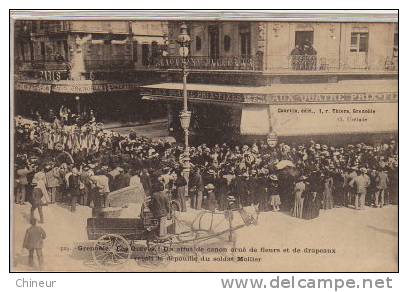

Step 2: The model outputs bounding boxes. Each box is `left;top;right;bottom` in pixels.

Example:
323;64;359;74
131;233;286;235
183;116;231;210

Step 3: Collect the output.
15;55;397;78
84;57;134;70
282;55;398;72
290;55;320;71
148;55;263;71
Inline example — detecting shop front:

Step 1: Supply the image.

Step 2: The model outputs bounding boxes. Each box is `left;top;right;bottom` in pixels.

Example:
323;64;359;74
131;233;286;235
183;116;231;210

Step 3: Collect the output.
140;79;398;144
14;80;167;124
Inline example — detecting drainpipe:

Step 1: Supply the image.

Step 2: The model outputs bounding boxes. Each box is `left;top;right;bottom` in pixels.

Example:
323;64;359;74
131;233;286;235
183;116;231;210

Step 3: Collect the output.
338;23;342;70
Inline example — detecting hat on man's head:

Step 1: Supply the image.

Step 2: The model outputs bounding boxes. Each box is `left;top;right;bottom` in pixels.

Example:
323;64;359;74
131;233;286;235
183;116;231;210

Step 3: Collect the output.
31;178;38;186
207;169;215;175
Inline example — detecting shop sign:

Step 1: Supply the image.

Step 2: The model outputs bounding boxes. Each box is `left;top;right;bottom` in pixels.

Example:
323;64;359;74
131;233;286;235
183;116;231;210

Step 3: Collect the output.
106;83;139;92
40;71;66;81
245;92;398;104
52;82;139;93
142;88;245;103
269;102;398;136
52;83;106;94
15;82;51;94
142;87;398;104
240;102;398;136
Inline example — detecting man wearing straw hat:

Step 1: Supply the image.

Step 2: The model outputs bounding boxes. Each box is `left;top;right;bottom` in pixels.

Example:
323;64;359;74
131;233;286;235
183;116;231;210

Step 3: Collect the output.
375;167;389;208
350;168;371;210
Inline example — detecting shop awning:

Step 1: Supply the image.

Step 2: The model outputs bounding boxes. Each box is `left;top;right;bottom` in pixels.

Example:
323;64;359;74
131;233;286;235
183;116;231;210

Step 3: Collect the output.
140;79;398;105
141;80;398;136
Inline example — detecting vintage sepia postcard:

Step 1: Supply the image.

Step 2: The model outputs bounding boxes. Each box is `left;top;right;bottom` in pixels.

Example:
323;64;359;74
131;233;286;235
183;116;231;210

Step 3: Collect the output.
10;10;398;272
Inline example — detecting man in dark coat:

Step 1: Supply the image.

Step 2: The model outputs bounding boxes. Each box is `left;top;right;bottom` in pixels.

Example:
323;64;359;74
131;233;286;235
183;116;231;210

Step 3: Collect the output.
114;167;131;190
30;180;44;223
23;218;46;268
68;167;81;212
247;169;258;206
332;168;346;207
189;167;204;210
174;171;187;212
232;172;250;207
149;182;170;237
278;172;295;212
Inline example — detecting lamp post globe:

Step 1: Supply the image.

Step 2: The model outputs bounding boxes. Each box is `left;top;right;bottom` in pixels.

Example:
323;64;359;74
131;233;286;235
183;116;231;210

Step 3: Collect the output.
179;47;189;58
177;22;191;48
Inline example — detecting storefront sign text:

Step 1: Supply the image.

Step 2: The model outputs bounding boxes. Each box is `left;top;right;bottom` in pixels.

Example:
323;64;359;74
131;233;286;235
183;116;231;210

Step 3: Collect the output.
15;82;51;94
141;87;398;104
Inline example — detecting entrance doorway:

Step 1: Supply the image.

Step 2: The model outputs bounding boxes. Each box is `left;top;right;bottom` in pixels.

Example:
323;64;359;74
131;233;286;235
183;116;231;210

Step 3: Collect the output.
348;32;369;69
142;44;150;66
208;25;220;59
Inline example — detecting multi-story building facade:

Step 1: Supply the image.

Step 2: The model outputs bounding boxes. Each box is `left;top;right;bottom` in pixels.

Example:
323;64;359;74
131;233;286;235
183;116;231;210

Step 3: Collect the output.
13;20;169;122
13;19;398;143
140;21;398;143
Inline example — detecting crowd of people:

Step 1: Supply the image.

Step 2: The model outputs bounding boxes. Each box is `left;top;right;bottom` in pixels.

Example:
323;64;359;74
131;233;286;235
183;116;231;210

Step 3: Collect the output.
14;111;398;226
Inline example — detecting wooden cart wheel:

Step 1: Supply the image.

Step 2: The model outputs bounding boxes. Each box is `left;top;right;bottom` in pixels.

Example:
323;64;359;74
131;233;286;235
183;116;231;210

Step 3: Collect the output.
146;236;173;261
93;234;132;266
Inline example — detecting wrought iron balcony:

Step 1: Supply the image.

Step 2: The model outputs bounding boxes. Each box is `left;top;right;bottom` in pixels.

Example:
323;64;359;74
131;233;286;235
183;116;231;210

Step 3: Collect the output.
84;57;134;70
289;55;320;71
148;55;263;71
285;55;398;72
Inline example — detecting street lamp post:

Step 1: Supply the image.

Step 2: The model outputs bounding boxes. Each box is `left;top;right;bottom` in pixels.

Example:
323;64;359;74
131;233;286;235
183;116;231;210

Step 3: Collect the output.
177;22;192;181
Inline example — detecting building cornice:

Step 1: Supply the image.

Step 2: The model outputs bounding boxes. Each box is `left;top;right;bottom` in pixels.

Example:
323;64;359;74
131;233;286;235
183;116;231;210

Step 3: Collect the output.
10;10;398;23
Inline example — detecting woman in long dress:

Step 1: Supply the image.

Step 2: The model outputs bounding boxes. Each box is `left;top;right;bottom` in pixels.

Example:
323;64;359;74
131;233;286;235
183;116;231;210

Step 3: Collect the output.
302;187;314;219
322;173;334;210
257;171;270;212
302;184;321;220
292;176;306;218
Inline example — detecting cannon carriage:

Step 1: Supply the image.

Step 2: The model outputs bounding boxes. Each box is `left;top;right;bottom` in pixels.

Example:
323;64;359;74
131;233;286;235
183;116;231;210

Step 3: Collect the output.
86;186;259;266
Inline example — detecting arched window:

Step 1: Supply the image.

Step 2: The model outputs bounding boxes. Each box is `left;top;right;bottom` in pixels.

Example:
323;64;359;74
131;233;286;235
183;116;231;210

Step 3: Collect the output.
224;35;231;52
195;36;202;51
